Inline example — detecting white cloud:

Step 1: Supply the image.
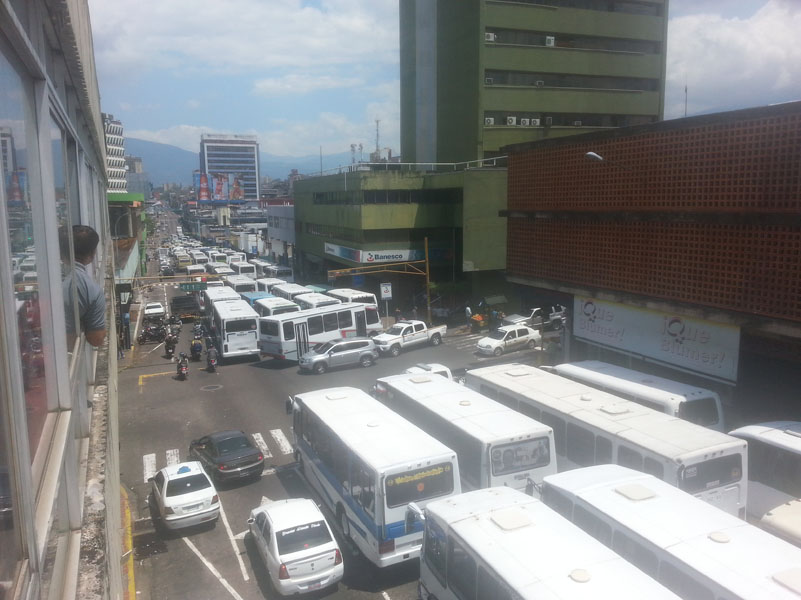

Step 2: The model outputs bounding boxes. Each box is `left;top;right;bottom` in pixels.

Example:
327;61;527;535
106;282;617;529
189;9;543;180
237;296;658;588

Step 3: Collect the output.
186;99;200;109
666;0;801;118
126;124;240;152
252;73;363;96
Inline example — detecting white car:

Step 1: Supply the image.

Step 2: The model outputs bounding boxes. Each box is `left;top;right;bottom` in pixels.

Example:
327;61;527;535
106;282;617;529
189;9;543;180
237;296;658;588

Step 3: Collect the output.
477;324;541;356
143;302;165;319
247;498;343;596
148;461;220;530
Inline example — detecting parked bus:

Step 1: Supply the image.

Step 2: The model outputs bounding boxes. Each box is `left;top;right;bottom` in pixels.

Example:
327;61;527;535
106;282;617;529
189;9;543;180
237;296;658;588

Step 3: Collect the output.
259;302;382;361
729;421;801;547
374;373;555;492
464;363;748;517
225;251;246;265
230;261;257;279
248;258;272;278
327;288;378;306
265;265;294;283
418;486;681;600
222;274;257;294
271;283;314;302
549;360;724;431
253;297;300;318
294;292;342;311
185;264;206;277
239;291;274;308
210;264;234;277
205;261;227;274
305;283;333;294
210;299;259;360
207;251;227;264
201;285;240;315
255;278;285;293
190;252;209;266
288;387;461;568
542;464;801;600
174;254;192;269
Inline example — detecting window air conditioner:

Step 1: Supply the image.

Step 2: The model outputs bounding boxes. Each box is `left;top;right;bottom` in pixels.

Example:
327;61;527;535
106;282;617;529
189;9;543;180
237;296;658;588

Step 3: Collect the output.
530;118;540;126
485;117;495;126
546;36;555;47
535;80;545;87
507;116;517;126
485;32;496;42
573;120;582;127
485;77;493;85
520;118;530;126
544;116;553;126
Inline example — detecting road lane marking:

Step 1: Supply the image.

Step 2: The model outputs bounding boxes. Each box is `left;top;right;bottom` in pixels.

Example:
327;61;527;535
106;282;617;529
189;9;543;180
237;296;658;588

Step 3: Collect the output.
142;454;156;483
270;429;293;455
260;467;276;478
182;537;245;600
233;530;248;540
138;371;175;395
251;433;271;459
382;593;392;600
146;342;165;355
165;449;180;466
218;501;250;582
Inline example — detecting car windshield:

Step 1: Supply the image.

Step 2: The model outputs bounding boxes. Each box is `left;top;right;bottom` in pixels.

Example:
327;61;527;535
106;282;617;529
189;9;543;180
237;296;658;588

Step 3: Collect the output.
165;474;211;497
276;520;332;555
386;325;405;335
215;435;253;454
488;330;507;340
147;304;161;310
314;342;334;354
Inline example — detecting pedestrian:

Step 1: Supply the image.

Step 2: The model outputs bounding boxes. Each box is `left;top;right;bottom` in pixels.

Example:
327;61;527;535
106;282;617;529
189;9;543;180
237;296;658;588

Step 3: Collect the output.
490;308;498;327
465;305;472;328
411;306;418;320
63;225;107;347
394;307;402;323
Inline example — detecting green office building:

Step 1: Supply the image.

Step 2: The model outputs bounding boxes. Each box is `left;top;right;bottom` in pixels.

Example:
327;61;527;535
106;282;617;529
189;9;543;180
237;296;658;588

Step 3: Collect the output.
400;0;668;163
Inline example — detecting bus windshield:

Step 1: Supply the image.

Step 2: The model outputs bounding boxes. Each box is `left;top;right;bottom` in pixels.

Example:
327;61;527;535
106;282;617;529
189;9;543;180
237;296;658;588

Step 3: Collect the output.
490;438;551;476
385;462;454;508
679;454;742;494
678;397;720;427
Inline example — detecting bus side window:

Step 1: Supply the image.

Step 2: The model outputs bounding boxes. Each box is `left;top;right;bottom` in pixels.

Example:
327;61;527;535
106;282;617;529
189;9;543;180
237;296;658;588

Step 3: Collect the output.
541;485;573;519
447;536;477;600
293;405;303;437
350;457;375;519
282;321;295;341
308;316;323;335
618;446;643;471
612;530;658;577
566;423;595;466
540;412;566;457
424;520;448;587
338;310;353;328
643;457;665;480
595;436;613;465
518;401;540;421
323;312;338;332
659;560;715;600
365;308;379;324
573;504;612;546
480;385;497;400
496;392;516;410
477;566;511;600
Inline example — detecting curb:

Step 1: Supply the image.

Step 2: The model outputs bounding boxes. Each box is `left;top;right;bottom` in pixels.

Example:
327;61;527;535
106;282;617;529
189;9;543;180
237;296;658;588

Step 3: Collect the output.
121;486;136;600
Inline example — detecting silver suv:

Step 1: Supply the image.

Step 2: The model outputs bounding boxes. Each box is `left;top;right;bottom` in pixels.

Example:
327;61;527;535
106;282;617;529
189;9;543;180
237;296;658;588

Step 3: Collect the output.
299;337;379;374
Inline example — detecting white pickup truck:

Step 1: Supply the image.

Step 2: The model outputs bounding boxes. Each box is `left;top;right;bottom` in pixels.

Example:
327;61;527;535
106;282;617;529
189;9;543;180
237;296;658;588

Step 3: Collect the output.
373;320;447;357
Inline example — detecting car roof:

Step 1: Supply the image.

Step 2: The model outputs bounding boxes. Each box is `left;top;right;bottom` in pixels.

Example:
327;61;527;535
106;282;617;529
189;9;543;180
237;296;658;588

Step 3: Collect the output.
331;336;373;344
206;430;247;442
497;324;531;332
256;498;326;530
160;461;206;480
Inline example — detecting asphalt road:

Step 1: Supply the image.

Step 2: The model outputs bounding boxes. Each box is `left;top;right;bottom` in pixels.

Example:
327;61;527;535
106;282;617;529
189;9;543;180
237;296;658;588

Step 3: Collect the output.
121;231;546;600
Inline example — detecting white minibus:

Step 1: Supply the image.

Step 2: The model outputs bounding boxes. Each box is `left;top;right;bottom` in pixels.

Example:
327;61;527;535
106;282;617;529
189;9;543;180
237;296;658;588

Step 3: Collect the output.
207;251;227;264
729;421;801;546
549;360;724;431
374;373;555;492
225;251;246;265
418;486;681;600
210;299;259;359
205;261;227;274
211;264;234;277
174;254;192;269
230;261;256;279
249;259;272;278
265;265;294;283
294;292;342;311
253;297;300;318
201;286;240;315
326;288;377;306
185;264;205;277
542;464;801;600
259;302;382;361
465;363;748;517
190;253;208;266
222;274;256;294
271;283;314;302
288;387;461;568
255;277;285;293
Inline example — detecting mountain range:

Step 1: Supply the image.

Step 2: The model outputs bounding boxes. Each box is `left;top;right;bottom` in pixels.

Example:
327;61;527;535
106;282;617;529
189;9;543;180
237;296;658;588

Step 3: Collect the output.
125;138;359;186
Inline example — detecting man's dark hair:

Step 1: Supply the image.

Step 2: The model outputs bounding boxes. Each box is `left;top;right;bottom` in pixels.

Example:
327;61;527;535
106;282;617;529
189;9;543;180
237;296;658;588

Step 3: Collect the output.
73;225;100;261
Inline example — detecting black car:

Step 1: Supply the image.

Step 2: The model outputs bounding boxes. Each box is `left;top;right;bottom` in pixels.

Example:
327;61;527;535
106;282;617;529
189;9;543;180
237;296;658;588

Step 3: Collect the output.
188;430;264;482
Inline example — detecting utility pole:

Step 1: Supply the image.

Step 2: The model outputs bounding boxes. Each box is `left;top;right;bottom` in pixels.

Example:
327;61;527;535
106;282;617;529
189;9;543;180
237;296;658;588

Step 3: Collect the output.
425;237;432;325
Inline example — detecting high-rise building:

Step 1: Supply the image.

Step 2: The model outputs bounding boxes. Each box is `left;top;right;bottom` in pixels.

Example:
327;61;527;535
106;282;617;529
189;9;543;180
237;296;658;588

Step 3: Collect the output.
102;113;127;192
199;133;260;200
400;0;668;163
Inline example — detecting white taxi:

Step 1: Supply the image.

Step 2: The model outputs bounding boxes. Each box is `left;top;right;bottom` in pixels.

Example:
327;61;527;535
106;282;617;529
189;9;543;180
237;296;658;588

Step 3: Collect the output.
477;324;541;356
247;498;343;595
149;461;220;530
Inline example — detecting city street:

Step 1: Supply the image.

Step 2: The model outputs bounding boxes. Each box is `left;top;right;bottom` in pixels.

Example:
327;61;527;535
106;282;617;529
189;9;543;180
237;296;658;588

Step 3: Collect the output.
121;236;545;600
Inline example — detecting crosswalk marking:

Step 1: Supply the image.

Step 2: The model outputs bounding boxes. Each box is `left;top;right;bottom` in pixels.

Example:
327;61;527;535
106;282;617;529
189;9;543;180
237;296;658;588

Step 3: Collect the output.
270;429;293;455
251;432;272;459
143;453;156;483
166;448;180;466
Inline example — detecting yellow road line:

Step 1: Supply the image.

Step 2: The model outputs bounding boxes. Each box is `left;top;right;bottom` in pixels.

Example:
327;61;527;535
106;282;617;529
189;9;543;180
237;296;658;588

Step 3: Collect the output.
121;487;135;600
138;371;175;394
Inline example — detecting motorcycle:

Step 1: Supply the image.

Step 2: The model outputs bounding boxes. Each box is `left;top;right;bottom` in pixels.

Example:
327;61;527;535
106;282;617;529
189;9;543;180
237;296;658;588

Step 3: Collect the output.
206;350;218;373
165;337;176;358
177;354;189;380
190;338;203;361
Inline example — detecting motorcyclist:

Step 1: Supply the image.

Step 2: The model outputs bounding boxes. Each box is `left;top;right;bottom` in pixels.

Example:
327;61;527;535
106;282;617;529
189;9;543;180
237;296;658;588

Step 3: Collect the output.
164;332;177;356
206;345;219;371
177;352;189;378
190;336;203;360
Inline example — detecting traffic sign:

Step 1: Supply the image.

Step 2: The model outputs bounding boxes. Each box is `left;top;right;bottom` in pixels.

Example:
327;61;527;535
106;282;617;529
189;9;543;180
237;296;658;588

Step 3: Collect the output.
380;282;392;300
180;282;207;291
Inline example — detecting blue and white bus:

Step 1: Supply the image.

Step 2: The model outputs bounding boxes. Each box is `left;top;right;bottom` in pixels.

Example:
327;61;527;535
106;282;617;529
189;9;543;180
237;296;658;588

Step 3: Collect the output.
288;387;461;568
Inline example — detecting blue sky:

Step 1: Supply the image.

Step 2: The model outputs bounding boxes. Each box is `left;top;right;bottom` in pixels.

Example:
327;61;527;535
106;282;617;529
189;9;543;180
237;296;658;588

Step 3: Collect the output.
88;0;801;158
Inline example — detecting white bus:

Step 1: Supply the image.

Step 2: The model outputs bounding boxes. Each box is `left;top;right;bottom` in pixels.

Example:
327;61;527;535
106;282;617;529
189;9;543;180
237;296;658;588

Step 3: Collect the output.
288;387;461;568
271;283;314;302
259;302;382;361
265;265;294;283
185;264;206;277
190;252;209;266
210;299;259;360
222;274;256;294
230;261;257;279
729;421;801;547
207;251;227;264
225;251;246;265
255;277;285;293
418;486;681;600
542;464;801;600
326;288;378;306
549;360;725;431
294;292;342;311
374;373;555;492
201;286;240;315
465;363;748;517
253;297;300;318
249;259;272;278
